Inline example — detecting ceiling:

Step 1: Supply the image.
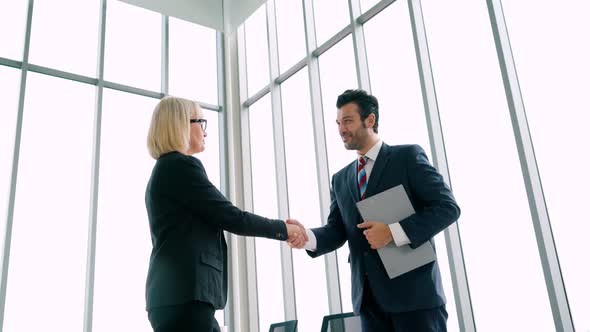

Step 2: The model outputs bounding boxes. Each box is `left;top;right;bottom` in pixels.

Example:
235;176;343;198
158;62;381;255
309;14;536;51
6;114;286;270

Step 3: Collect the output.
119;0;267;32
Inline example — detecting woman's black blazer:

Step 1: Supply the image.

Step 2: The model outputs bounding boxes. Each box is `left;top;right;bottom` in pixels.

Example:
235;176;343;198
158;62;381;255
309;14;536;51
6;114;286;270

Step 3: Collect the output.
145;151;287;310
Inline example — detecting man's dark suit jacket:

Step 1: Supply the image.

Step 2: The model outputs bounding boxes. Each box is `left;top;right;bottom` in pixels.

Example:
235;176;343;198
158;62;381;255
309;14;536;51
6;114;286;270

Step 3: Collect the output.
145;151;287;310
308;143;460;314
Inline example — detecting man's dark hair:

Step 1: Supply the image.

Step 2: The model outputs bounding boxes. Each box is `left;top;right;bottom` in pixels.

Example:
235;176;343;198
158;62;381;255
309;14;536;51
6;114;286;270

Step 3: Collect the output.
336;89;379;133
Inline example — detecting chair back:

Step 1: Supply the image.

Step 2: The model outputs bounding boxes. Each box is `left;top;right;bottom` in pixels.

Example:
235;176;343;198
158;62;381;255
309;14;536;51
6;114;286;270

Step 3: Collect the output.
268;319;298;332
320;312;361;332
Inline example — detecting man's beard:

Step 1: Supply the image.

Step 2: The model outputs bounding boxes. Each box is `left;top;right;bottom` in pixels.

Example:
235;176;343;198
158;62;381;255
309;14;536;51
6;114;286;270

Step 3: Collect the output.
344;136;363;150
343;123;369;150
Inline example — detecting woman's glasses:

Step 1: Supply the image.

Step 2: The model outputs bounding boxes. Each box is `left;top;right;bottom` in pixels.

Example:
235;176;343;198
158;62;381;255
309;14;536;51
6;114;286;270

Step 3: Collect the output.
190;119;207;131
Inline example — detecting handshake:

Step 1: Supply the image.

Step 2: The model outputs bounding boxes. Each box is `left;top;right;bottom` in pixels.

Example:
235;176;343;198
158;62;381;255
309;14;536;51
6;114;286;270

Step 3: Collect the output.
284;218;395;250
284;219;309;249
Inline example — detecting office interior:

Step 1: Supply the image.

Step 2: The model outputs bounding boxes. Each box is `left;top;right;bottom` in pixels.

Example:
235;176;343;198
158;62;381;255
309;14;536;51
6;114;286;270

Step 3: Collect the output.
0;0;588;331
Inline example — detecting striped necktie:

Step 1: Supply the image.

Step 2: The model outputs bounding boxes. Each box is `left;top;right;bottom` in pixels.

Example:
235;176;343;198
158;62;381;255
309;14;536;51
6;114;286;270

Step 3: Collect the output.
357;156;368;199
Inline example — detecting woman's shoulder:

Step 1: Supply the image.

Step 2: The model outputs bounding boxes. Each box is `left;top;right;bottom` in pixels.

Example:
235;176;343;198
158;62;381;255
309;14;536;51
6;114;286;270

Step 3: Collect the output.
157;152;204;171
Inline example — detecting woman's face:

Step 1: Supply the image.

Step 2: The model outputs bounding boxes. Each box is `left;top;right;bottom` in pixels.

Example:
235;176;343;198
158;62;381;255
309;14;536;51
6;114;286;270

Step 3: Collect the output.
187;108;207;155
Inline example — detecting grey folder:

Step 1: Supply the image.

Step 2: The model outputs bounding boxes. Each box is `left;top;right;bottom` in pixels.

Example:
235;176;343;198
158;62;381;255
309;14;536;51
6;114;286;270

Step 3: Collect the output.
356;185;436;279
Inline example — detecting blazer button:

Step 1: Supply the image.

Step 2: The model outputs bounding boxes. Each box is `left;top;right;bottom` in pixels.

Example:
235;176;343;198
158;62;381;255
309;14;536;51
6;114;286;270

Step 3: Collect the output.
363;251;368;257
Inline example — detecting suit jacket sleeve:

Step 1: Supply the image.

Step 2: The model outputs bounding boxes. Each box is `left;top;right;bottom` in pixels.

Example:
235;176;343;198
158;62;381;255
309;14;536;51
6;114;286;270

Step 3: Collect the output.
170;155;287;241
307;177;348;257
399;145;461;248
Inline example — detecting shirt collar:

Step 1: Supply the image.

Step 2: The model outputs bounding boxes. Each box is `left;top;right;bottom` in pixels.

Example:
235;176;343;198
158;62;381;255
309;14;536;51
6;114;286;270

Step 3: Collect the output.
358;139;383;162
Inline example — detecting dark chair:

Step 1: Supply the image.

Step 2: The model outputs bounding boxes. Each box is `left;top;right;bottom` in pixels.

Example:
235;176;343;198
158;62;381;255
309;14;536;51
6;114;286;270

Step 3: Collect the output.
320;312;362;332
268;319;298;332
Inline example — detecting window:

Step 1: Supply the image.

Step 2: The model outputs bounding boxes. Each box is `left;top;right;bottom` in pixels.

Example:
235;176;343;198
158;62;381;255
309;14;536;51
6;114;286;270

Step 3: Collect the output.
422;0;554;329
169;17;218;105
199;109;221;189
3;73;95;332
249;95;285;330
244;5;270;97
104;0;161;91
0;2;225;331
364;2;458;329
92;89;157;332
282;69;329;332
0;0;28;60
319;36;359;178
360;0;381;13
312;0;350;47
365;2;429;151
502;1;590;329
318;36;358;313
28;0;100;76
0;66;21;268
275;0;306;73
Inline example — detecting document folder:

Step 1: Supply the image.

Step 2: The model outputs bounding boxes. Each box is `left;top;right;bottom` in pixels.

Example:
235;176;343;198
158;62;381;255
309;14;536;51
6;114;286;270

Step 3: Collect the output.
356;185;436;279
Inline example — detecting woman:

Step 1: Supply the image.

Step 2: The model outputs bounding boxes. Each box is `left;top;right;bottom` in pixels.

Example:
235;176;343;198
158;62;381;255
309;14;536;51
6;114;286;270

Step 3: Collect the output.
145;96;305;332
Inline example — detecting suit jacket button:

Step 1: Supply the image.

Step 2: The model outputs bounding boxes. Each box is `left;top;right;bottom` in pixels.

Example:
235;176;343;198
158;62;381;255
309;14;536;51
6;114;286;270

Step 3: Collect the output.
363;251;368;257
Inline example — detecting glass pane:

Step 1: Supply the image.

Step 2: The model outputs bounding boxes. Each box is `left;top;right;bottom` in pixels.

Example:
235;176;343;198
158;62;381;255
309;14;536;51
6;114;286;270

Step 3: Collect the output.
318;36;357;313
364;1;458;330
104;0;161;91
319;37;358;180
29;0;100;76
93;89;156;332
0;66;21;266
244;5;270;97
4;73;95;331
249;95;285;330
422;0;554;330
198;109;221;189
215;310;225;328
169;18;218;105
283;68;329;332
502;2;590;330
275;0;306;73
0;0;28;60
360;0;381;13
312;0;350;47
365;2;429;151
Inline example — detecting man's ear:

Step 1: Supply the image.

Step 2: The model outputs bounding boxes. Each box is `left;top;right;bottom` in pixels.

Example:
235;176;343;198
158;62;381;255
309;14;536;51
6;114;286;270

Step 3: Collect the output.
366;113;376;129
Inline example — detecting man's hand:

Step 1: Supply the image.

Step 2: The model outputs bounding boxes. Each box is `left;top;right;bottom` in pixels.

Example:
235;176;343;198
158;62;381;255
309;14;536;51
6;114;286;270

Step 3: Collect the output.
357;221;393;249
286;219;308;249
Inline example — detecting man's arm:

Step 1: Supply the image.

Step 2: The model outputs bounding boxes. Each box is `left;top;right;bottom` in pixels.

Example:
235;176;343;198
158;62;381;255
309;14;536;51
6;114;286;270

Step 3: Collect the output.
288;177;348;256
398;145;461;249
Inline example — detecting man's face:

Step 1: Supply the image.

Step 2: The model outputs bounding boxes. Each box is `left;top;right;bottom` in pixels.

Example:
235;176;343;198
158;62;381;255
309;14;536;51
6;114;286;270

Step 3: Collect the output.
336;103;372;151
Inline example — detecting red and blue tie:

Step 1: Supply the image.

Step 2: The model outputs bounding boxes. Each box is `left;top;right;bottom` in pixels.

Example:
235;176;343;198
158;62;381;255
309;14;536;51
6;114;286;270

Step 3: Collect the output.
358;156;368;199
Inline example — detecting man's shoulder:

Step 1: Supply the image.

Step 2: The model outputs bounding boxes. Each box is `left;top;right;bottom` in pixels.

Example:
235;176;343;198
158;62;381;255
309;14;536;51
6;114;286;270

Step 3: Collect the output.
385;143;420;150
334;160;356;179
386;144;424;156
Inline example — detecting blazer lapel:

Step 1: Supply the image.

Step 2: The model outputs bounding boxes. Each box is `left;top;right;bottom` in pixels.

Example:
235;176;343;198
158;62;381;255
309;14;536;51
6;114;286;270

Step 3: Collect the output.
346;161;361;203
364;143;390;198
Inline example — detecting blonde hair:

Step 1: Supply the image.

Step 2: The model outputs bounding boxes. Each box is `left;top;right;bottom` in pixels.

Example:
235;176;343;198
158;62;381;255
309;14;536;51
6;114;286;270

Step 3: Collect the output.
147;96;200;159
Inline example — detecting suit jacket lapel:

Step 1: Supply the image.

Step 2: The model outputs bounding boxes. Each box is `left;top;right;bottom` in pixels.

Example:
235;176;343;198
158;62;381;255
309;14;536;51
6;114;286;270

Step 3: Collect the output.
364;143;390;198
346;161;361;203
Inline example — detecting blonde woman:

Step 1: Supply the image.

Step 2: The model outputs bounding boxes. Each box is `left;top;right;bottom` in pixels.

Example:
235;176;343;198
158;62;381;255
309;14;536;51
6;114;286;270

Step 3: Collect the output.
145;96;306;332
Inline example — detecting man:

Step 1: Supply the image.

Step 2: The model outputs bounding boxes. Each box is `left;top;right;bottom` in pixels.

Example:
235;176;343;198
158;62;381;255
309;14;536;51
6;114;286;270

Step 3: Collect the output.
288;89;460;331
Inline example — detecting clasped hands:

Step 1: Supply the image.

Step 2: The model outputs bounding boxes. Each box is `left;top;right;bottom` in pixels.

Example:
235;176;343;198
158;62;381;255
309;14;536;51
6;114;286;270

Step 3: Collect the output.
285;219;308;247
285;219;394;250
